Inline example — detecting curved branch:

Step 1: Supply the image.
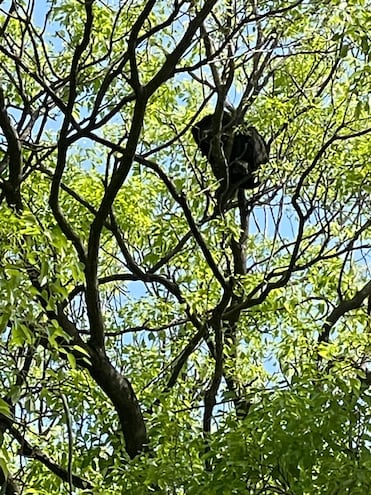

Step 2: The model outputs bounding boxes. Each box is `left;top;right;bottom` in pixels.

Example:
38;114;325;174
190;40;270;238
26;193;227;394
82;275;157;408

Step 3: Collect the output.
0;414;91;490
0;87;23;210
319;280;371;343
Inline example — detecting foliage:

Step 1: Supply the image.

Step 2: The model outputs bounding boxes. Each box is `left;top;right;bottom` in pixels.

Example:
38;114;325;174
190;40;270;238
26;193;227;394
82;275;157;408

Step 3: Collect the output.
0;0;370;493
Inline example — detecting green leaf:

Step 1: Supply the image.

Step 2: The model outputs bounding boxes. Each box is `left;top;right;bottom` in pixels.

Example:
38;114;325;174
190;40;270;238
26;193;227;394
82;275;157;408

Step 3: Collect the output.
0;399;12;421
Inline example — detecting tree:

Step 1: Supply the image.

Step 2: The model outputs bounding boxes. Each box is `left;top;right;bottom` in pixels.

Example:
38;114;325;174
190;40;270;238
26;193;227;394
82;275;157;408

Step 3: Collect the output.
0;0;370;493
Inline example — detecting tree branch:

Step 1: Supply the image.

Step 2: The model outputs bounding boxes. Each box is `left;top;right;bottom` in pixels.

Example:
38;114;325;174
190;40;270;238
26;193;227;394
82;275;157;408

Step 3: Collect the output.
0;87;23;210
319;280;371;343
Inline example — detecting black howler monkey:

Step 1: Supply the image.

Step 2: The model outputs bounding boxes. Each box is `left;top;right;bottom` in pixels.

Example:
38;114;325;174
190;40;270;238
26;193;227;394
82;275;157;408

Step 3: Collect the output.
192;111;269;196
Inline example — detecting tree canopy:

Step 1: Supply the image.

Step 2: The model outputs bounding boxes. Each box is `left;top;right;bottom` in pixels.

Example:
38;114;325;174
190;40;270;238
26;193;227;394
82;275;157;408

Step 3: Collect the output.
0;0;370;493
